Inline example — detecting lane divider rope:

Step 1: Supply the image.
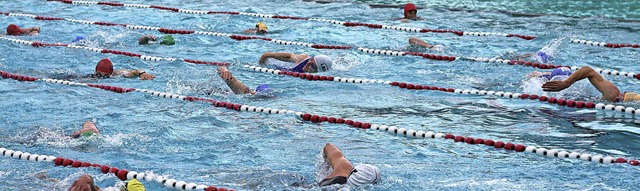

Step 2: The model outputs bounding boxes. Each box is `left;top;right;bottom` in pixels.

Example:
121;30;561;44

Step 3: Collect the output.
1;25;636;82
242;65;640;116
3;69;640;170
571;39;640;49
0;36;230;66
45;0;537;40
0;147;234;191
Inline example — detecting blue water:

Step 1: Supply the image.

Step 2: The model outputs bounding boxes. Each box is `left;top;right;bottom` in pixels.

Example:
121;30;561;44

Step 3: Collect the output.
1;0;640;190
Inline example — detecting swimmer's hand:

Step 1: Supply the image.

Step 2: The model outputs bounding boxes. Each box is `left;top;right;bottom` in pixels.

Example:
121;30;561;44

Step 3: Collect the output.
139;73;156;80
217;66;233;81
69;174;100;191
542;80;570;92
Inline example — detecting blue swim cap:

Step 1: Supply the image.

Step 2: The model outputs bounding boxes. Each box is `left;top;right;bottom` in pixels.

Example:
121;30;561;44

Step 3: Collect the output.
536;51;552;63
72;36;85;43
255;84;273;94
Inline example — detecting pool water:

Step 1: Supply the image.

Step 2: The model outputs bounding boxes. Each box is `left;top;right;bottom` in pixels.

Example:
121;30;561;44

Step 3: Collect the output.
1;0;640;190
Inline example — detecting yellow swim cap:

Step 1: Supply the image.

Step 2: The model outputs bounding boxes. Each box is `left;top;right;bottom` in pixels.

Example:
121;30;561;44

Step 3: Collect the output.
256;22;268;31
120;178;146;191
623;92;640;102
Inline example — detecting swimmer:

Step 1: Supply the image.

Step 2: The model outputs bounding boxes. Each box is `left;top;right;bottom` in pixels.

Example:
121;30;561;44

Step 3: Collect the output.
319;143;381;187
69;174;146;191
217;66;272;95
242;22;269;34
542;66;640;102
70;121;100;138
92;58;156;80
398;3;423;22
6;24;40;36
72;36;86;43
409;37;444;51
258;52;333;73
138;35;174;45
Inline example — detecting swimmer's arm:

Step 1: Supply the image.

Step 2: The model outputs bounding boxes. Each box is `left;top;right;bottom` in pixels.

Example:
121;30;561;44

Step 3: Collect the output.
409;37;433;48
218;66;253;95
114;70;156;80
543;66;620;101
242;29;257;34
323;143;354;178
259;52;296;65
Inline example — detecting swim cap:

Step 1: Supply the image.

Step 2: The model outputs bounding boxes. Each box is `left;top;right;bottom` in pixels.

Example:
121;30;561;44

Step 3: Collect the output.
255;84;273;94
80;131;94;137
536;51;553;63
430;44;445;51
550;67;571;77
160;35;175;45
6;24;22;36
73;36;85;43
96;58;114;75
623;92;640;102
120;178;146;191
347;164;381;187
404;3;417;18
313;55;333;72
256;22;268;31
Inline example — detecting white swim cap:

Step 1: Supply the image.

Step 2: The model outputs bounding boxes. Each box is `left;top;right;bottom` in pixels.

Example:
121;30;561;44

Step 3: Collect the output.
347;164;381;187
430;44;445;51
313;55;333;72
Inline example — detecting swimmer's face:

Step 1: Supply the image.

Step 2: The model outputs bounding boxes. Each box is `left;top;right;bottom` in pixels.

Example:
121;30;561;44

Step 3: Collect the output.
256;29;268;34
28;27;40;36
95;71;111;78
303;59;318;73
406;10;417;19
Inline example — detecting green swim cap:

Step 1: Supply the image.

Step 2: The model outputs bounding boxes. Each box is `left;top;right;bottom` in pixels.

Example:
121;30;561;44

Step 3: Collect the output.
160;35;175;45
81;131;94;137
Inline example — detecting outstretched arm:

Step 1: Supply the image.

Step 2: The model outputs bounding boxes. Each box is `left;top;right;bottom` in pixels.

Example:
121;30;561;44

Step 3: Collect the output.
113;69;156;80
218;66;253;95
323;143;354;179
408;37;433;48
258;52;297;65
542;66;621;101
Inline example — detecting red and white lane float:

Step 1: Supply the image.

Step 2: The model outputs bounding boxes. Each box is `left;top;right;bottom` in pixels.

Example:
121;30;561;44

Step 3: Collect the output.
571;39;640;49
0;36;230;66
2;69;639;170
0;11;352;50
242;65;640;116
45;0;537;40
0;147;234;191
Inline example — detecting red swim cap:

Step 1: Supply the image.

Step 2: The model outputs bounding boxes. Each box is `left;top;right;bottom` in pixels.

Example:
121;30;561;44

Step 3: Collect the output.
95;58;114;75
6;24;22;36
404;3;417;17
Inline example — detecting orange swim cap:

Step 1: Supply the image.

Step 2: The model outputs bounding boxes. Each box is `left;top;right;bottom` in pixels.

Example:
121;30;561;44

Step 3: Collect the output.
95;58;114;75
6;24;22;36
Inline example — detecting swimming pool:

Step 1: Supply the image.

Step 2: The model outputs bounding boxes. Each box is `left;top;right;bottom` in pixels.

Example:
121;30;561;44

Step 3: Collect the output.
1;0;640;190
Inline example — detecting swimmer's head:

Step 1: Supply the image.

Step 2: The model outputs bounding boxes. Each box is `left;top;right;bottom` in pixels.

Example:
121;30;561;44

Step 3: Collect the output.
120;178;146;191
623;92;640;102
347;164;381;187
95;58;114;77
73;36;85;43
255;84;274;95
256;22;268;34
80;131;94;137
543;67;571;81
430;44;444;51
159;35;175;45
6;24;22;36
536;51;553;63
312;55;333;72
404;3;417;19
